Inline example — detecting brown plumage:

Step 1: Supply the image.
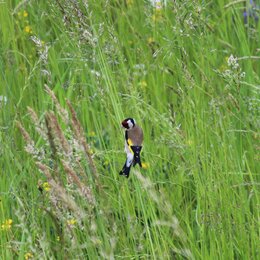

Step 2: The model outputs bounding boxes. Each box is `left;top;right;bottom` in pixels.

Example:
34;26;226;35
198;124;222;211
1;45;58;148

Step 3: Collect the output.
126;125;143;146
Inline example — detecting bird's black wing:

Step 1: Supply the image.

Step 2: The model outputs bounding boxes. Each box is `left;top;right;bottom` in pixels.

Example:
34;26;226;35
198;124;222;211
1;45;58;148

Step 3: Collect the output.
125;131;129;145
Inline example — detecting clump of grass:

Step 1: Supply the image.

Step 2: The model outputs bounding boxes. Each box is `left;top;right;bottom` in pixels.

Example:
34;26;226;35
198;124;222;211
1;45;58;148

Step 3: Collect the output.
18;84;99;199
16;86;101;258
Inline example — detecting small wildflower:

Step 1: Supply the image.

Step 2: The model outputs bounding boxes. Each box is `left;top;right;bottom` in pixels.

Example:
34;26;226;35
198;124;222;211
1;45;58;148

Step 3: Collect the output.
186;139;193;146
152;13;162;22
24;252;33;260
42;182;51;192
155;2;162;10
56;236;60;241
141;162;150;169
150;0;162;9
23;11;28;17
38;180;51;192
126;0;134;6
240;72;246;78
67;219;77;226
89;131;96;137
139;80;147;89
24;25;32;34
147;37;155;44
227;54;239;70
151;2;163;22
1;219;13;230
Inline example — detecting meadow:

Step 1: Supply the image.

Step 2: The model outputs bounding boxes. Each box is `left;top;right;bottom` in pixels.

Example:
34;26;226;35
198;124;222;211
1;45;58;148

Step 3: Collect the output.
0;0;259;259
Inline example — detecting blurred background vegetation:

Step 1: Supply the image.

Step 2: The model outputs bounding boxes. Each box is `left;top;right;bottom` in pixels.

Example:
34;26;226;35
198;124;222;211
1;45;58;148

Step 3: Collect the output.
0;0;259;259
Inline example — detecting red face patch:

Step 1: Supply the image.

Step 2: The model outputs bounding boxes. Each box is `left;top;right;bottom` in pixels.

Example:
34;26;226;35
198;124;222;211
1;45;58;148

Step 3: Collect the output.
122;121;129;129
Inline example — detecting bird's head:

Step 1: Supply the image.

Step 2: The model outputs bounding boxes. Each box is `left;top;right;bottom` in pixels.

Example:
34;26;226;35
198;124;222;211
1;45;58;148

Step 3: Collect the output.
121;118;136;130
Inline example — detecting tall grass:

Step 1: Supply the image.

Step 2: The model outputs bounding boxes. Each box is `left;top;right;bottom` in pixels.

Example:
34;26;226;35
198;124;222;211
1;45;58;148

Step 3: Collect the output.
0;0;259;259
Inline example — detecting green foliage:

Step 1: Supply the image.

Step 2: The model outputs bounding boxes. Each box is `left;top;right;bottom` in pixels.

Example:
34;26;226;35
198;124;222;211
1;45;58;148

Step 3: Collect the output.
0;0;259;259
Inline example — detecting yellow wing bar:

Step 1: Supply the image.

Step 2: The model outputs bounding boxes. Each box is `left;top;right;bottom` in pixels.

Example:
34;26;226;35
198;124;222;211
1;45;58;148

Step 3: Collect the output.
127;138;134;154
127;138;133;146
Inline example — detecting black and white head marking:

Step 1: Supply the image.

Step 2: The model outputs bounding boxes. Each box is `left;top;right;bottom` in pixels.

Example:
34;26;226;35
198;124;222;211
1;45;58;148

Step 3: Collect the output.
122;118;136;130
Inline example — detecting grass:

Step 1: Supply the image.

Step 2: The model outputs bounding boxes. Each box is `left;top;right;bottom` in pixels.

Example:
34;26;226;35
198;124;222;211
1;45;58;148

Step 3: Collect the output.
0;0;259;259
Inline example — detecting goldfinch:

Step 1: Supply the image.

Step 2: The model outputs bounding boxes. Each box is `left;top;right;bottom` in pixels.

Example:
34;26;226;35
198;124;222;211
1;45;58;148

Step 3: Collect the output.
119;118;143;178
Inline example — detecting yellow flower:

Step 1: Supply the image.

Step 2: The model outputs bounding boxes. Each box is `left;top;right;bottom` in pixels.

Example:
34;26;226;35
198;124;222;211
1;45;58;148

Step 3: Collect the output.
43;182;51;192
23;11;28;17
141;162;149;169
67;219;77;226
24;25;32;34
152;9;163;22
147;37;155;44
89;131;96;137
56;236;60;241
126;0;133;6
1;219;13;230
186;139;193;146
24;252;33;260
139;80;147;89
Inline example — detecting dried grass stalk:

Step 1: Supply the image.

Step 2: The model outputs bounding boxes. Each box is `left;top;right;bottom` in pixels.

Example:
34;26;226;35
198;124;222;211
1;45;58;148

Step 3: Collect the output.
16;121;37;155
46;111;71;157
45;113;58;162
61;159;96;206
16;121;34;145
66;100;100;188
27;106;47;141
36;162;85;219
134;170;188;243
45;84;69;124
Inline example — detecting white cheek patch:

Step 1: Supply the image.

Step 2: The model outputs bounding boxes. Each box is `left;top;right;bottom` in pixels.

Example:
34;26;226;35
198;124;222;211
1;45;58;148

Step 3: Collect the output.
127;119;134;129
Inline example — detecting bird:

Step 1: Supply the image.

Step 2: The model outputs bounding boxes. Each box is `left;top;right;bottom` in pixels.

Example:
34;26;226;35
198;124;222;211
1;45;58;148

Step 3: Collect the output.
119;118;143;178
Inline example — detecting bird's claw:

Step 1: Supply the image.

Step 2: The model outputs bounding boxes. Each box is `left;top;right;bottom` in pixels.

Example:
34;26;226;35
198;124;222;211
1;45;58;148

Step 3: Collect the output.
119;170;129;178
119;165;130;178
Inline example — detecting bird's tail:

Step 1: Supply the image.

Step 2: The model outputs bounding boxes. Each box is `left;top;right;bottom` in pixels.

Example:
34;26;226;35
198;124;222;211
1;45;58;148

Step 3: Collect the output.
131;146;142;167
